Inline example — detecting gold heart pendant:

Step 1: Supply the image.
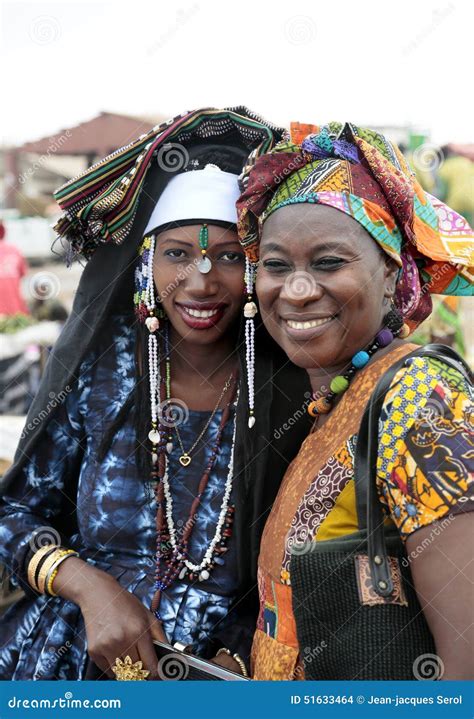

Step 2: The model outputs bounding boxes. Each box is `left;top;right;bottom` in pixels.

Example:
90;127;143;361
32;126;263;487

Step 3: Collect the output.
179;455;191;467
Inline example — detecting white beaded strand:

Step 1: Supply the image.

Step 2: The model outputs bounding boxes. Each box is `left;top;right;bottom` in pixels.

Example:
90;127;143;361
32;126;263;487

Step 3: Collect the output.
162;391;239;578
144;234;161;448
243;257;257;428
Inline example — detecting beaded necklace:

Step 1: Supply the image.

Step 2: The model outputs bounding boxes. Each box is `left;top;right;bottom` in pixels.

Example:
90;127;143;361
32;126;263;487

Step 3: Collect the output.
307;309;405;422
150;324;239;620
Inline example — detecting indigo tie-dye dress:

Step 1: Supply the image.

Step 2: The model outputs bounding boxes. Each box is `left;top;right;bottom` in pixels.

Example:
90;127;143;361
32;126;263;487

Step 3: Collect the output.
0;316;243;679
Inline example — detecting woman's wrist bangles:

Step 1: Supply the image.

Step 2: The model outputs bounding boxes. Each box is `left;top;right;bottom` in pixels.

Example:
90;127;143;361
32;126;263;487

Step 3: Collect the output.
27;545;79;595
215;647;249;677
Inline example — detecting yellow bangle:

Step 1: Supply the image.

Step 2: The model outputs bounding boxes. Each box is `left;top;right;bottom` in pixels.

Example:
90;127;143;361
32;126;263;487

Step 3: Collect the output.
36;549;71;594
45;550;78;596
27;544;59;592
46;567;60;596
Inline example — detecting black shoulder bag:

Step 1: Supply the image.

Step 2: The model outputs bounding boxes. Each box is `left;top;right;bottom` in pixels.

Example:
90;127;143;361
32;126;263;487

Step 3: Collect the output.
290;344;472;680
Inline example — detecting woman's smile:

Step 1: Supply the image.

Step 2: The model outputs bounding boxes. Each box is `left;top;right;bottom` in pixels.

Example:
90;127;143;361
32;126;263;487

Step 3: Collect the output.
175;300;229;329
280;313;338;341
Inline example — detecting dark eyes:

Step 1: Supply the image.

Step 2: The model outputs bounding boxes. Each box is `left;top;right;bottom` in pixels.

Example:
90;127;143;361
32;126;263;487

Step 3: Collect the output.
219;251;244;264
261;257;345;271
163;249;244;264
164;249;187;259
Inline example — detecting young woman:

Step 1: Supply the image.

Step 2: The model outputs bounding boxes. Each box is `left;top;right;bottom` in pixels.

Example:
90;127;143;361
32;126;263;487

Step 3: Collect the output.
0;108;312;680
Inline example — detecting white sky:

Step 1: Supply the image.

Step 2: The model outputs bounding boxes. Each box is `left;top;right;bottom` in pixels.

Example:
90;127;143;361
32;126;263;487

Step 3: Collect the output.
1;0;473;146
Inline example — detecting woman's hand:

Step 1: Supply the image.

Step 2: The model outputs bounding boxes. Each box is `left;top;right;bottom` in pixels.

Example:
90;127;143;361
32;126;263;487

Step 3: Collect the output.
53;557;166;678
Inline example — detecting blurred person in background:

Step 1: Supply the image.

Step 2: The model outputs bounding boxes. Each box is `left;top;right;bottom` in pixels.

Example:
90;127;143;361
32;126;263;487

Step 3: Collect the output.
0;221;29;317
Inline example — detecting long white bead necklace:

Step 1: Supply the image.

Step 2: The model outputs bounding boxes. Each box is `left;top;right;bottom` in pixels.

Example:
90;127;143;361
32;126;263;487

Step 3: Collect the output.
161;390;239;580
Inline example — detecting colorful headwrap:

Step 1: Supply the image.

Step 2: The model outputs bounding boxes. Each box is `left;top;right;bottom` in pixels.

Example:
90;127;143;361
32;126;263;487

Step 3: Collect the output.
237;122;473;331
53;107;285;260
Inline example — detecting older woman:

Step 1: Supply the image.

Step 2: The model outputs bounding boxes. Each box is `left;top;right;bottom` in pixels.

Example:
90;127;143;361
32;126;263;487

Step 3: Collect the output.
237;122;473;680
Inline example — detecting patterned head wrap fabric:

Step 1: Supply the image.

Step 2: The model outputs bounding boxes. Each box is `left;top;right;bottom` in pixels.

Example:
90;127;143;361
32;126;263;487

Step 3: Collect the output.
237;122;473;331
53;107;286;261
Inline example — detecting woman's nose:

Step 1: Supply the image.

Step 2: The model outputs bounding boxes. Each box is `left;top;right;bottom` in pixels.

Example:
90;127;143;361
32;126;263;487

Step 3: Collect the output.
183;262;219;296
279;270;324;305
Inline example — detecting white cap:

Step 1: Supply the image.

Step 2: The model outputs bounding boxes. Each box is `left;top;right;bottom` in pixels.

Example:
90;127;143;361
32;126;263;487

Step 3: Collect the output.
144;164;240;235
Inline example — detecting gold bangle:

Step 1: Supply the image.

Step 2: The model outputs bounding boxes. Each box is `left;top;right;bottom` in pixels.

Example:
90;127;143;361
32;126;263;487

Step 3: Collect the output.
216;647;231;658
27;544;59;592
232;652;249;678
36;549;72;594
45;550;79;596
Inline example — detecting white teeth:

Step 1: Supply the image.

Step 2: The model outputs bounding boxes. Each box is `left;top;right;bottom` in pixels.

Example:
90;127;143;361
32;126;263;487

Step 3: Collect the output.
286;317;332;330
183;307;219;318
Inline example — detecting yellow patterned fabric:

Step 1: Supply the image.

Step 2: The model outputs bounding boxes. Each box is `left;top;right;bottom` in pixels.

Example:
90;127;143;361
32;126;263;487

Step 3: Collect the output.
251;345;473;679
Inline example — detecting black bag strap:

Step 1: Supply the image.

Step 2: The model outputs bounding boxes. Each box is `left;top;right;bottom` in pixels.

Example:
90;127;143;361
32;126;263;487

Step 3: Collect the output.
353;343;472;597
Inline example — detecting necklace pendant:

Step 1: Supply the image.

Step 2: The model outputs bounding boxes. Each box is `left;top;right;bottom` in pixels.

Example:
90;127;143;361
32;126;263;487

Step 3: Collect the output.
179;454;191;467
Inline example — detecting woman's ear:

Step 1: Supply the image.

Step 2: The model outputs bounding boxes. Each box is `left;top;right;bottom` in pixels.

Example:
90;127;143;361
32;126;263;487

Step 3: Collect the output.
383;257;399;300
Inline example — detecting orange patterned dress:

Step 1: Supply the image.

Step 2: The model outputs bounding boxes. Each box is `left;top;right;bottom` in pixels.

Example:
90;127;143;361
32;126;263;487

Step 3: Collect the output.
252;344;474;680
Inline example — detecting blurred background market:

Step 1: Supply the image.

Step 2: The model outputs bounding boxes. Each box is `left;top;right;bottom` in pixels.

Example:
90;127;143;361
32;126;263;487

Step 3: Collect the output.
1;0;473;610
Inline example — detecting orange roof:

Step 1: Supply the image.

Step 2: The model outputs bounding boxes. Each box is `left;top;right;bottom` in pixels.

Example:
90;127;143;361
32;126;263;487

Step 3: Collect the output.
18;111;158;157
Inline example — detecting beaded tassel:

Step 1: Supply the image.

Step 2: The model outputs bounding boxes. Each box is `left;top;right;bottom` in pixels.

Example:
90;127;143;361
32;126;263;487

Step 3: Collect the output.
244;256;258;428
143;234;161;451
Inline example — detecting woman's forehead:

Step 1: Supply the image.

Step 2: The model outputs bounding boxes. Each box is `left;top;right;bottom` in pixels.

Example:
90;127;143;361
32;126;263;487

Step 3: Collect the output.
261;203;371;247
156;224;239;244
